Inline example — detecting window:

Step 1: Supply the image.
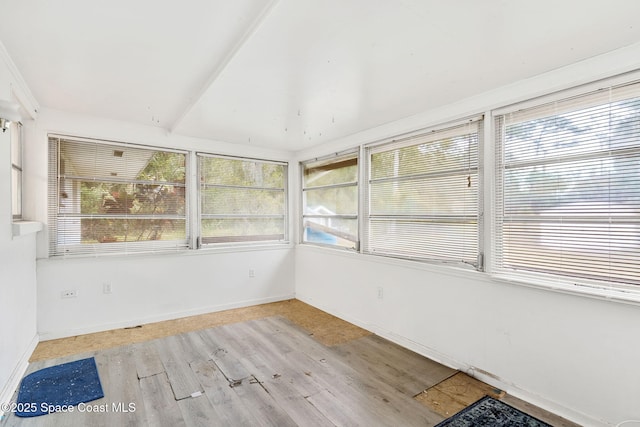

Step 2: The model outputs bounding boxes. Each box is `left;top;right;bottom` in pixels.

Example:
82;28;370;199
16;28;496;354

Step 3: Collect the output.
302;152;359;250
364;119;482;267
494;81;640;288
48;136;189;256
11;122;23;220
198;154;287;245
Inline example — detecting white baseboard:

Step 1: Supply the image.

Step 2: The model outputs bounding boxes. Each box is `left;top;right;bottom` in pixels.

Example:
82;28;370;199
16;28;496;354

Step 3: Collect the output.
374;328;603;427
295;293;604;427
0;334;39;421
38;294;296;341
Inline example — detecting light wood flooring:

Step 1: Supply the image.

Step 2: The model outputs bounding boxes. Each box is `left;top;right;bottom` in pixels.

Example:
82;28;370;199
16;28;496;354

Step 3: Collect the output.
2;300;580;426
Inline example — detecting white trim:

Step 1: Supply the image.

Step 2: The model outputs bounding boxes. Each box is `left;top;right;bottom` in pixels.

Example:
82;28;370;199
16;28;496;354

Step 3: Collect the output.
491;69;640;117
0;334;39;417
364;114;483;152
300;148;360;168
481;109;494;272
0;40;39;118
48;133;189;155
189;151;199;250
37;294;295;341
299;244;484;281
40;240;293;262
289;161;301;246
467;367;604;427
492;272;640;306
12;221;43;238
384;332;603;427
196;151;288;166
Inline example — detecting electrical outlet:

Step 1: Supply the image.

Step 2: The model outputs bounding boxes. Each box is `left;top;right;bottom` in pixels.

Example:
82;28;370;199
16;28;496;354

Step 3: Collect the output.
103;282;112;294
248;269;255;278
61;289;77;298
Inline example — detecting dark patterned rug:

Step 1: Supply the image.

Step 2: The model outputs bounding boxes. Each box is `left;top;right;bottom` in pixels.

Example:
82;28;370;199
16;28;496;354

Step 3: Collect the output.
435;395;552;427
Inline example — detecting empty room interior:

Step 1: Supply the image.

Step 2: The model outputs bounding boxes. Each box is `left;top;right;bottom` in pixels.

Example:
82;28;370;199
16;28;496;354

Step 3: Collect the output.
1;1;640;426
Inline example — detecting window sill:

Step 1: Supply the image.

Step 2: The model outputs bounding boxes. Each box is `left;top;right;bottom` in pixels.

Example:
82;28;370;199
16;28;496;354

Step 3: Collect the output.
491;273;640;307
298;244;640;307
197;241;293;254
12;221;43;238
42;241;293;261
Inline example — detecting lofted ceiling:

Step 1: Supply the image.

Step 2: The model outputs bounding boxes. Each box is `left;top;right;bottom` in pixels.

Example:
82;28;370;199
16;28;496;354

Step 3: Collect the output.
2;0;640;151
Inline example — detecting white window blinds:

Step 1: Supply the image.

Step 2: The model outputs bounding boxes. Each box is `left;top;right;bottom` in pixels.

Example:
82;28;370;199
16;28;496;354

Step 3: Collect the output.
364;119;482;266
48;136;189;256
198;154;287;245
494;81;640;287
302;152;358;250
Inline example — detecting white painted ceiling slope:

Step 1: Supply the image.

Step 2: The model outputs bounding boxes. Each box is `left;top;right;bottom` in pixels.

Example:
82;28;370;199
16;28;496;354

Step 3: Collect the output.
2;0;640;151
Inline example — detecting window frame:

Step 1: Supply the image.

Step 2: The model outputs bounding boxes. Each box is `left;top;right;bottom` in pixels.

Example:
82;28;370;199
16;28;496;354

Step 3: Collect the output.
300;150;359;250
363;117;483;268
197;152;289;248
10;121;23;220
48;135;190;257
492;79;640;291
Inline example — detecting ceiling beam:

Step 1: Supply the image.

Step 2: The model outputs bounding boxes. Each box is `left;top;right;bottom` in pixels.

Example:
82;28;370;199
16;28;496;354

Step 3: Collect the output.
169;0;280;133
0;39;40;119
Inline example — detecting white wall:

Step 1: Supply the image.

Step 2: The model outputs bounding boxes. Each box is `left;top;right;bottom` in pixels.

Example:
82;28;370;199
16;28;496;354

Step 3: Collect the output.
37;248;294;339
31;108;296;339
0;46;39;408
294;43;640;427
0;229;38;403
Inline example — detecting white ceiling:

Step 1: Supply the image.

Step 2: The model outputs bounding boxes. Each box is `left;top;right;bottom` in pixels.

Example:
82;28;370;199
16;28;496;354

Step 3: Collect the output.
2;0;640;151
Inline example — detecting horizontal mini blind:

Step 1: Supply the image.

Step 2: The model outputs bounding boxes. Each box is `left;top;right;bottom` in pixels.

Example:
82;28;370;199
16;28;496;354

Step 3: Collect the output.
364;119;482;266
49;136;189;257
302;152;358;249
494;81;640;287
199;154;287;245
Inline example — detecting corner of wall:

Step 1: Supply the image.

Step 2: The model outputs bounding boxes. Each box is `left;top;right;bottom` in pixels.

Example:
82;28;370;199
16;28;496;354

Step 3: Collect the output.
0;333;38;410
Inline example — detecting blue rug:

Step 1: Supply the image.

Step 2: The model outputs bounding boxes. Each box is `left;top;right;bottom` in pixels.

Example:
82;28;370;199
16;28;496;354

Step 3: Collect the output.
16;357;104;417
435;396;552;427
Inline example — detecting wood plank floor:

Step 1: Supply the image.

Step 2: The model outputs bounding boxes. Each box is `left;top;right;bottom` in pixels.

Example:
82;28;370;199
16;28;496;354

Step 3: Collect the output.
2;316;455;427
2;302;581;427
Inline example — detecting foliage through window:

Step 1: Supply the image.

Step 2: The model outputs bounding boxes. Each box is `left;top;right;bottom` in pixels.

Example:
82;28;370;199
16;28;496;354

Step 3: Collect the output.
48;136;188;256
494;82;640;287
199;154;287;244
302;153;358;249
364;120;482;266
